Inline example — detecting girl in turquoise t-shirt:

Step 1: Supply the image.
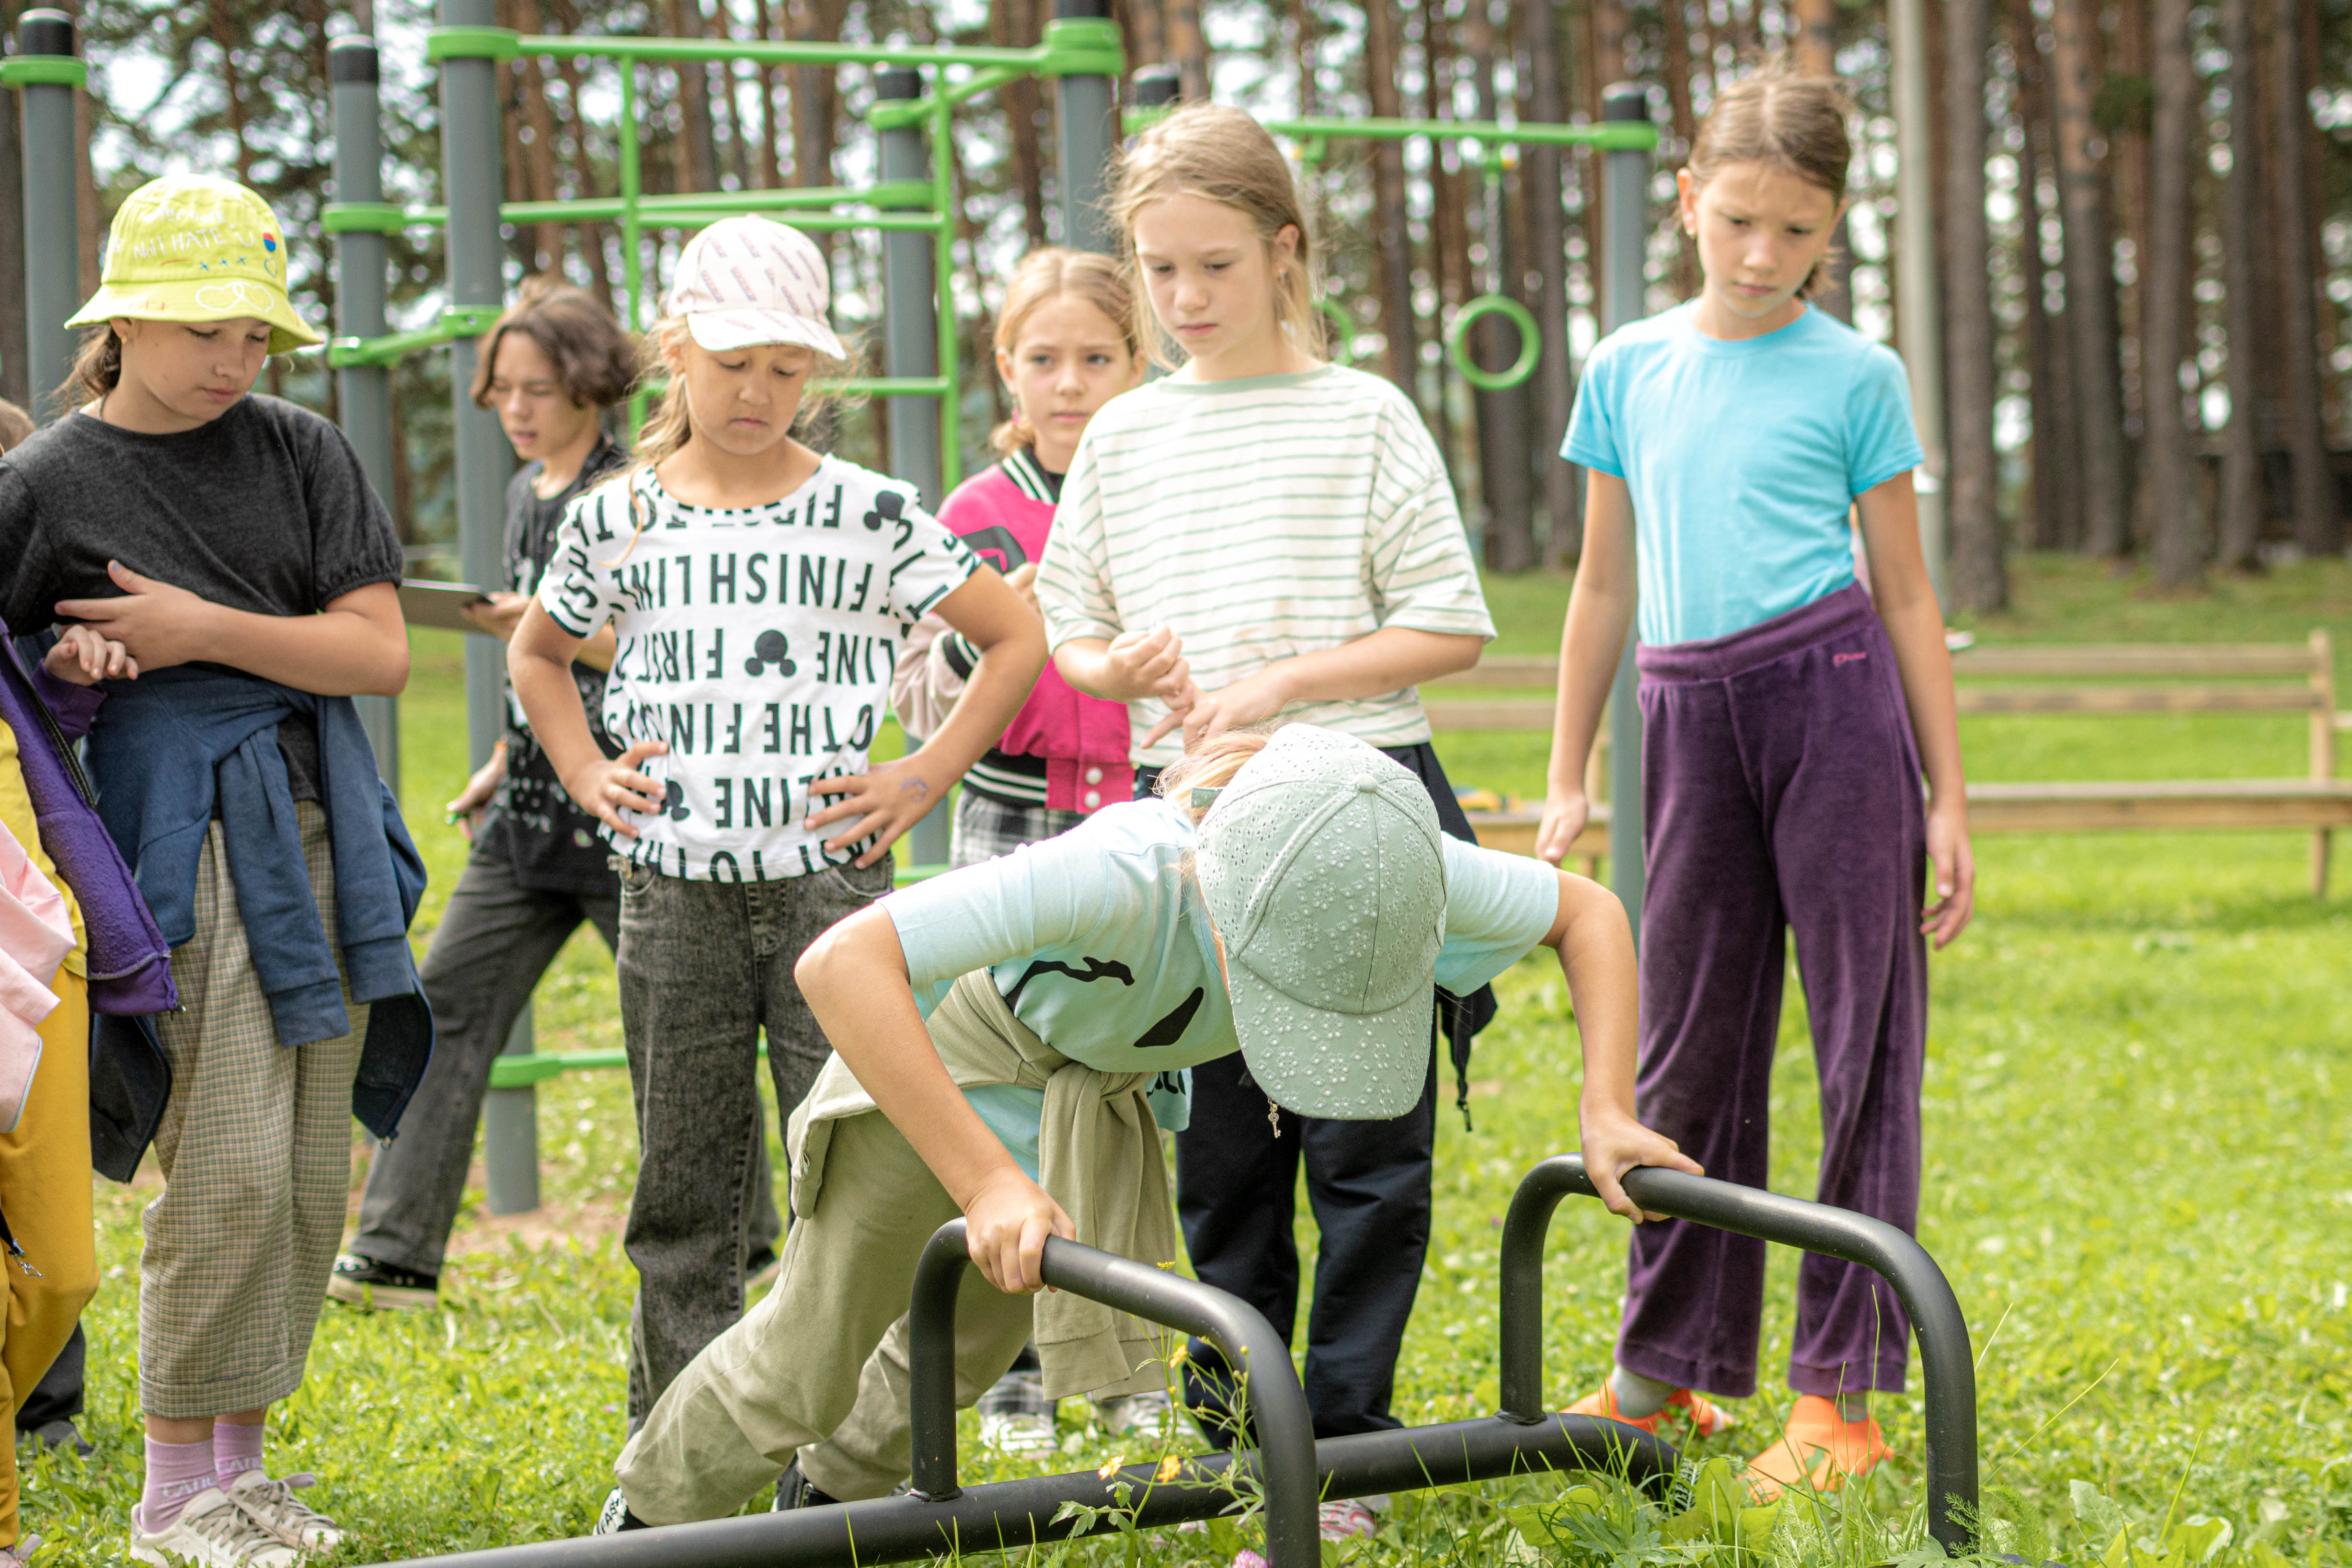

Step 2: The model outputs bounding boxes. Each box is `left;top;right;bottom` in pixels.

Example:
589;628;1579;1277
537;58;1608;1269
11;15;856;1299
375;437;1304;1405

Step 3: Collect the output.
1537;59;1975;1497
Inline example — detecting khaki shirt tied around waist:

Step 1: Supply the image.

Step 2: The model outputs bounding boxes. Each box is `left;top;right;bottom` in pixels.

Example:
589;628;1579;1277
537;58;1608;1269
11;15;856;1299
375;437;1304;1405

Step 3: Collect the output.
786;968;1182;1401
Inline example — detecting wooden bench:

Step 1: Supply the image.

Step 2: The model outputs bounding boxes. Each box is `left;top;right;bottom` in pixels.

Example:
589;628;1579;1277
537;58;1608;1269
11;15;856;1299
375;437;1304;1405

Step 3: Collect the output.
1433;632;2351;896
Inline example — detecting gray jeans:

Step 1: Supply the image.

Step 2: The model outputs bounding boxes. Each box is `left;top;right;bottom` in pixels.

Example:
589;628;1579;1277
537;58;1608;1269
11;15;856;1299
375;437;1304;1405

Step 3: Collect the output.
618;857;894;1419
348;846;782;1277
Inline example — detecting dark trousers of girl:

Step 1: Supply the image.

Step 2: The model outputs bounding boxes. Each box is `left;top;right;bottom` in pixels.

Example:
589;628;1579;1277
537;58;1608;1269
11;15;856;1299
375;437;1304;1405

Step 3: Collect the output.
1140;744;1493;1442
1622;583;1927;1400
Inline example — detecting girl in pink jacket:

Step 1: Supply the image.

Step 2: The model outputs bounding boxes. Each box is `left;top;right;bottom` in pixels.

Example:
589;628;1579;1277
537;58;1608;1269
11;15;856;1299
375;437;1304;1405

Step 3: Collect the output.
892;250;1142;867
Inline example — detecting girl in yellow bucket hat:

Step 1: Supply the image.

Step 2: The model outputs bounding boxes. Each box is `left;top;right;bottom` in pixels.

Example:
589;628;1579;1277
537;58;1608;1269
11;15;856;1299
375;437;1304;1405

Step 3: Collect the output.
0;173;431;1564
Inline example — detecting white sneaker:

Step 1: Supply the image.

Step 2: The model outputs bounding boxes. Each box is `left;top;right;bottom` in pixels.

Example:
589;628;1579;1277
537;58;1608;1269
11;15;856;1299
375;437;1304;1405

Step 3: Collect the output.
1095;1389;1176;1437
129;1489;301;1567
979;1409;1059;1454
1318;1498;1379;1540
0;1534;39;1565
226;1471;343;1551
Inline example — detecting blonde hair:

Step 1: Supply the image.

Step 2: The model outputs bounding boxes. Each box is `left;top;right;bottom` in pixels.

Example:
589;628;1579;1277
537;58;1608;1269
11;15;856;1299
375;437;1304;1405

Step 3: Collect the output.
990;250;1139;455
605;315;856;564
1109;104;1324;370
1157;727;1276;825
1686;56;1853;299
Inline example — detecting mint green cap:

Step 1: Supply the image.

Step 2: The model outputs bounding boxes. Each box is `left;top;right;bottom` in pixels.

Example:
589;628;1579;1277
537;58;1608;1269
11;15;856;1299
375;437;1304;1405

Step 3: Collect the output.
1195;725;1446;1120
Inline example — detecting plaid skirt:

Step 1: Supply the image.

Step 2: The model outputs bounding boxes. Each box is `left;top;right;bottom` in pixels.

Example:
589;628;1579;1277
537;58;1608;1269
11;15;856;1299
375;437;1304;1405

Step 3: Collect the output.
949;791;1088;868
142;803;368;1419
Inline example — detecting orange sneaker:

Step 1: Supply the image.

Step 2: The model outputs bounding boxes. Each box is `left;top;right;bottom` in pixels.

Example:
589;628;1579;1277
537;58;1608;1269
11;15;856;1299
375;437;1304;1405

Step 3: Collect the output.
1564;1383;1662;1434
1744;1395;1893;1499
1663;1386;1739;1438
1567;1384;1738;1438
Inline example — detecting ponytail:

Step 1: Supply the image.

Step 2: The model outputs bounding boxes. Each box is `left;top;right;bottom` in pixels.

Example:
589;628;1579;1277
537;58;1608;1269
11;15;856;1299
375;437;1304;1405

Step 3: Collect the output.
57;326;122;414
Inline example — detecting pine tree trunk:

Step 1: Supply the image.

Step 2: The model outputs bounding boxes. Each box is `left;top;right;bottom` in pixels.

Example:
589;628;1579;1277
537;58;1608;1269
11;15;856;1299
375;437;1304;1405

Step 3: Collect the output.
543;0;616;313
668;0;718;195
2216;0;2266;569
1166;0;1209;102
992;0;1050;245
751;0;782;190
2006;0;2080;553
2112;0;2151;524
1944;0;2005;609
1421;0;1460;485
1659;0;1700;302
2267;0;2341;555
1523;0;1579;564
1467;3;1534;572
2142;0;2202;586
516;0;565;276
1360;0;1420;405
2049;0;2132;557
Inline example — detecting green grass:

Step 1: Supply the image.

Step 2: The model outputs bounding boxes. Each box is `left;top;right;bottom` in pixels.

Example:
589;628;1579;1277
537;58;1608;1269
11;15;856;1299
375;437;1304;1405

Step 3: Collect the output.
19;556;2352;1565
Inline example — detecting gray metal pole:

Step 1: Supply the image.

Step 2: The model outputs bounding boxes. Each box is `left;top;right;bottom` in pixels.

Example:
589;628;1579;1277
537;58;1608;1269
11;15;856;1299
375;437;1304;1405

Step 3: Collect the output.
13;10;79;423
1051;0;1117;254
1601;83;1650;941
330;37;402;794
874;67;952;869
1888;0;1950;607
440;0;538;1215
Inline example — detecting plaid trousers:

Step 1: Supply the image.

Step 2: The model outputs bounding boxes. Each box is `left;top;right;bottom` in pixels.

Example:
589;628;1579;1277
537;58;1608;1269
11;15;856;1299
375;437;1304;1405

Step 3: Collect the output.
142;804;368;1420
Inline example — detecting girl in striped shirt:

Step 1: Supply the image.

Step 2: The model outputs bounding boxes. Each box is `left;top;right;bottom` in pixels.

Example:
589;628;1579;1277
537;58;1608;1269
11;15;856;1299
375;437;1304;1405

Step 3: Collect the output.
1032;103;1498;1522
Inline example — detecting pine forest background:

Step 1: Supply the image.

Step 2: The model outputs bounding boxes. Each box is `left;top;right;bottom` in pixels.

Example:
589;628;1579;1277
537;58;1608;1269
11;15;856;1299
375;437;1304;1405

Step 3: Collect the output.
0;0;2347;609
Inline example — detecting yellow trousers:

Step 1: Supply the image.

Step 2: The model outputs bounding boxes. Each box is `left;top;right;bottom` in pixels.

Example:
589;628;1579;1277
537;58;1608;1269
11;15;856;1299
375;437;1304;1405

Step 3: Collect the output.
0;971;95;1545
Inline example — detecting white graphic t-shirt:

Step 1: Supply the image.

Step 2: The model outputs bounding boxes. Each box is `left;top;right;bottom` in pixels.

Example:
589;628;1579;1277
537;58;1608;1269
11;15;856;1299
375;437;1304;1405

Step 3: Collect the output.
537;457;979;881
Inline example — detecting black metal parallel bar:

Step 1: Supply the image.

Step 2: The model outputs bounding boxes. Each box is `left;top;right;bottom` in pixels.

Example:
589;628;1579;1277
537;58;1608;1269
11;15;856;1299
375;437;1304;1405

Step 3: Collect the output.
1496;1156;1978;1551
360;1415;1674;1568
908;1223;1318;1562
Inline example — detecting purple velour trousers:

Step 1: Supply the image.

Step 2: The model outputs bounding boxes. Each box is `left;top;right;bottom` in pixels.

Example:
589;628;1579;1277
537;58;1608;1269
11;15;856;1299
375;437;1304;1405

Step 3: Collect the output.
1618;582;1927;1399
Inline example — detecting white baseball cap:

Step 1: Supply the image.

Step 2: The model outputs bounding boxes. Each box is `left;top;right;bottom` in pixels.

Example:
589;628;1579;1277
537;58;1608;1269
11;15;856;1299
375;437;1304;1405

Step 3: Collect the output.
665;216;848;361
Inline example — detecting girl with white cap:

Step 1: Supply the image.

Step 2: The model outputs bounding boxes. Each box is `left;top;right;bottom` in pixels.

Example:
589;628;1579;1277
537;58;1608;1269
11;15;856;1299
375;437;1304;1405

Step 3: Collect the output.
0;173;424;1564
596;722;1694;1531
508;217;1044;1430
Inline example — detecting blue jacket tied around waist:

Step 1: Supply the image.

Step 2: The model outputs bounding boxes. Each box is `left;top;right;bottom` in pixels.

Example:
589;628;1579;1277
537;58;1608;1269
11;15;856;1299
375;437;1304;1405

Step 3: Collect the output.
85;669;435;1180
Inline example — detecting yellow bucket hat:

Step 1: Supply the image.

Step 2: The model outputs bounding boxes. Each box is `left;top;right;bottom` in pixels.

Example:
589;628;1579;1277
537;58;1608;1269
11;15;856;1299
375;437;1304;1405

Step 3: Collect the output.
66;175;321;353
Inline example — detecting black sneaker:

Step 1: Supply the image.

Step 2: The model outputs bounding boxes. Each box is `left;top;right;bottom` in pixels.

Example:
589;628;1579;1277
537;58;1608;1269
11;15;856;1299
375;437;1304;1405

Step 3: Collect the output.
772;1461;840;1511
23;1419;91;1457
327;1253;438;1311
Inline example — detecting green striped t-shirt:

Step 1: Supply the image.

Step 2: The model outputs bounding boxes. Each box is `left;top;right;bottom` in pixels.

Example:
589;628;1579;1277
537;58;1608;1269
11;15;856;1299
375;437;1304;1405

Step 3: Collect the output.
1034;365;1496;768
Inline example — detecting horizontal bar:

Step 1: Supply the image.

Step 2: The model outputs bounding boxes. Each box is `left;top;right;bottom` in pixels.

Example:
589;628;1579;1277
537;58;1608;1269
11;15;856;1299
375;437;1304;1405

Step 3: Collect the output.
509;32;1056;69
363;202;944;234
349;1411;1671;1565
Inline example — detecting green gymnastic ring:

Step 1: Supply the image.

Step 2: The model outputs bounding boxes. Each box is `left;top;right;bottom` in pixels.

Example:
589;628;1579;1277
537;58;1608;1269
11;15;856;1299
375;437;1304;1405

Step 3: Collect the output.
1319;299;1360;367
1447;294;1540;390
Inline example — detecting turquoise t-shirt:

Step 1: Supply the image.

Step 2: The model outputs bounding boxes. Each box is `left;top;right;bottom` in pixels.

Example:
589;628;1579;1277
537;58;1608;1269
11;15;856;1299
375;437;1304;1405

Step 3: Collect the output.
1562;301;1924;647
885;796;1562;1175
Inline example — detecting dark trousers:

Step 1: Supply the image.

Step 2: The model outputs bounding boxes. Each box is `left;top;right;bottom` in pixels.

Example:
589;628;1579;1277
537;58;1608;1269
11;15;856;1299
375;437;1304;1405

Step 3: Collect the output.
348;847;785;1280
1622;583;1927;1399
1142;737;1491;1442
617;858;893;1420
13;1324;80;1428
1176;1055;1436;1443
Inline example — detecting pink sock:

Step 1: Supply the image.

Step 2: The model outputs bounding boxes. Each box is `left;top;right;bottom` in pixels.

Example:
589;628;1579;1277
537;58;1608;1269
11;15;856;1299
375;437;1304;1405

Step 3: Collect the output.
134;1436;218;1535
214;1419;266;1485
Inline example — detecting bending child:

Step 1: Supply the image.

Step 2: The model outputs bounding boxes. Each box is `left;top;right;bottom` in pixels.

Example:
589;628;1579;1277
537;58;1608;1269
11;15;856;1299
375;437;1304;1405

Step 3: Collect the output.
597;723;1696;1529
508;217;1043;1427
1537;60;1975;1494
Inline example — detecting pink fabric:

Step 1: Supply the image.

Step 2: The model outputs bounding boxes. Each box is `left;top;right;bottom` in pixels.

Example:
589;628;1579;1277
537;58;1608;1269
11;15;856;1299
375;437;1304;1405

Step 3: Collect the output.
215;1418;267;1482
896;466;1133;816
135;1436;218;1534
0;817;73;1134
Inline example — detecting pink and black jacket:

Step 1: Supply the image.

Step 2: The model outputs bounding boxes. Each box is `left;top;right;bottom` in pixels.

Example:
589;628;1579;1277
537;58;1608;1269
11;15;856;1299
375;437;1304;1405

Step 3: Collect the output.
891;448;1133;814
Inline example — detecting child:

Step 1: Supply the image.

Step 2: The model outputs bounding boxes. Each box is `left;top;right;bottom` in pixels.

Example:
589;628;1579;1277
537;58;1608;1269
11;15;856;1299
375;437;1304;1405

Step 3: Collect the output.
890;247;1147;1453
0;175;430;1562
507;216;1044;1427
1536;61;1975;1496
597;723;1694;1528
0;397;172;1564
330;278;798;1310
1031;104;1498;1528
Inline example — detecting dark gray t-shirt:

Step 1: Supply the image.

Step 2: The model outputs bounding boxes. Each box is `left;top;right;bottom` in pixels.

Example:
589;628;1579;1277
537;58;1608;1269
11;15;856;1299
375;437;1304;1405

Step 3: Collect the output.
0;395;405;796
